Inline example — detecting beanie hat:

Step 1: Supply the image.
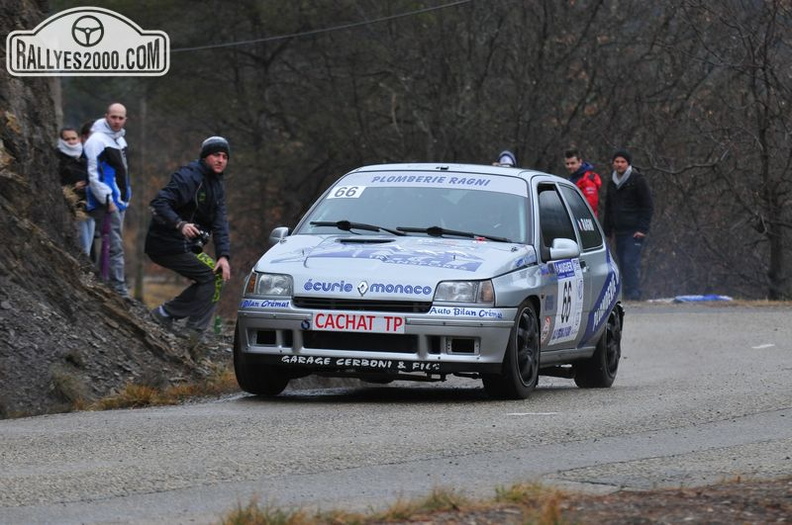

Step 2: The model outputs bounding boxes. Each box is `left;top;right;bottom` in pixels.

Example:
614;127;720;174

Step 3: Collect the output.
200;136;230;159
612;149;632;165
497;150;517;167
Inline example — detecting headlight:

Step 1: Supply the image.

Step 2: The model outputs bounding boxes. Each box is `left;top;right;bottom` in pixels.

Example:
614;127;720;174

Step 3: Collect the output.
434;280;494;304
244;272;293;297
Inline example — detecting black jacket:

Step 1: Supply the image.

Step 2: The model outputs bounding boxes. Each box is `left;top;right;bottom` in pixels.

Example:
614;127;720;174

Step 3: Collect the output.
145;159;231;259
58;150;88;201
603;168;653;236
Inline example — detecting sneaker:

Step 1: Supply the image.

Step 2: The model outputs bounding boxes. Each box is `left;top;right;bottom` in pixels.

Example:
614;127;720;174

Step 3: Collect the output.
150;307;173;330
111;281;131;299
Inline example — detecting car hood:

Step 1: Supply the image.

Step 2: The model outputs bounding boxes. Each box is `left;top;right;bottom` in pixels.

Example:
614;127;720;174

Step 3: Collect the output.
256;235;537;299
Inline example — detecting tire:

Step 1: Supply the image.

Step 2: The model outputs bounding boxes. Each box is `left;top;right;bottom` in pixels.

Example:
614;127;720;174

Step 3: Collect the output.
574;308;622;388
233;324;290;396
482;301;540;399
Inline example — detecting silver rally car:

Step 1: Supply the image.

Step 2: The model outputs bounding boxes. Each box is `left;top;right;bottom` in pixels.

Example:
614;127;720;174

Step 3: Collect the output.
234;163;623;399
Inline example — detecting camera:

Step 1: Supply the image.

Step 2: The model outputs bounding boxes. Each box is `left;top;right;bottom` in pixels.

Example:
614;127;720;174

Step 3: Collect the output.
191;229;211;253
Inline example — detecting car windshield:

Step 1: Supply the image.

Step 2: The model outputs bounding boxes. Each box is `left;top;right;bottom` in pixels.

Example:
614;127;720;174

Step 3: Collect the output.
297;185;531;243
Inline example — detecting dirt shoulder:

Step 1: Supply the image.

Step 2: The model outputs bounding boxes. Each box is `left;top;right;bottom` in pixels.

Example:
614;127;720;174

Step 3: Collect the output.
373;477;792;524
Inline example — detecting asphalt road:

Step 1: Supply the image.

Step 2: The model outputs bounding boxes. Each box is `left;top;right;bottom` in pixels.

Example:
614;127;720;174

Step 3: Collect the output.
1;303;790;525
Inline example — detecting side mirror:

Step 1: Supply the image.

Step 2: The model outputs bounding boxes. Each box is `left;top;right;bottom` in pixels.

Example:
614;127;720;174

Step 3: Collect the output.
268;226;290;246
549;238;580;260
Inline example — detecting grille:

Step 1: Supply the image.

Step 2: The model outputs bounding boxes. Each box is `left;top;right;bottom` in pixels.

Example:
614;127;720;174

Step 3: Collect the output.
293;296;432;313
303;331;418;353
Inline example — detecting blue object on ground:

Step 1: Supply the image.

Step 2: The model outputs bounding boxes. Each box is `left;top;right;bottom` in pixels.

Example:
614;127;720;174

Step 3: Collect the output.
673;294;733;303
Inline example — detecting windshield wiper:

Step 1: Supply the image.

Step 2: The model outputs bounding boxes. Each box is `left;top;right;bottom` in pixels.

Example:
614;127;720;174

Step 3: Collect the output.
397;225;511;243
310;220;406;236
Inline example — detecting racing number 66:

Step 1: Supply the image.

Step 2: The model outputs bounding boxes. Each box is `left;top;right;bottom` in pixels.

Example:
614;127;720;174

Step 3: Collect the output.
561;281;572;323
331;186;364;199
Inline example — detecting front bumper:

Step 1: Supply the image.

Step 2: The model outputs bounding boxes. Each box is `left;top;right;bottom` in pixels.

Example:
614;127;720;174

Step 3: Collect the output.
236;304;517;377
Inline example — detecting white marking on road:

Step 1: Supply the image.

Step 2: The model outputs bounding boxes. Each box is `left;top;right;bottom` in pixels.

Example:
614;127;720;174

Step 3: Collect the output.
751;344;776;349
506;412;559;416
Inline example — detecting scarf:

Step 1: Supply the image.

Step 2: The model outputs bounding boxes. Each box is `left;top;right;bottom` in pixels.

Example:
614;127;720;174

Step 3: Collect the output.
57;139;83;159
612;165;633;188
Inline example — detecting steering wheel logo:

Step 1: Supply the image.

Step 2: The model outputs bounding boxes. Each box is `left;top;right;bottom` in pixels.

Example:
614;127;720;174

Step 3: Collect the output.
71;15;104;47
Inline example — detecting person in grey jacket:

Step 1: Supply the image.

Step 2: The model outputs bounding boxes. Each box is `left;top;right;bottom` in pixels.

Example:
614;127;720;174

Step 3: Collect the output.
603;149;653;301
145;136;232;353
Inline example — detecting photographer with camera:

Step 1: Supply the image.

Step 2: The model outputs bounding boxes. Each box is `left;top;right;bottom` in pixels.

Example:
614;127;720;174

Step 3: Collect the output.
145;136;232;354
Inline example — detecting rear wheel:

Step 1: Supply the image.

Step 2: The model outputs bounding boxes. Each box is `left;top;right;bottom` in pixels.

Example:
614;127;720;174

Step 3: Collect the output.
233;324;290;396
482;302;540;399
574;308;621;388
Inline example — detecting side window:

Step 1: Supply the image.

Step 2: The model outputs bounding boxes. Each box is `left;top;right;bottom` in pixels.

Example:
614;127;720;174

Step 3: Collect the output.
560;185;603;250
537;185;576;250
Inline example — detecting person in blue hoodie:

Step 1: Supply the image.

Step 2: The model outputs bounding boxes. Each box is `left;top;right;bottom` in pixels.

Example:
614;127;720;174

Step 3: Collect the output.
84;103;131;298
145;136;232;354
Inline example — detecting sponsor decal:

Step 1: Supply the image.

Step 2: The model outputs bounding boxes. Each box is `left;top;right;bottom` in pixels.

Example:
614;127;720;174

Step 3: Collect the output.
339;172;528;197
513;253;537;268
302;278;432;296
311;312;405;333
577;217;596;232
369;282;432;295
541;316;551;344
7;6;169;77
274;245;485;272
280;355;441;372
240;299;291;309
303;279;354;293
370;174;491;187
427;306;505;319
549;259;584;344
582;252;621;343
545;294;555;311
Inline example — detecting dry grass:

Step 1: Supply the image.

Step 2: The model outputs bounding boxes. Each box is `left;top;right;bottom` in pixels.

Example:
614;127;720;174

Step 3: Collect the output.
217;485;572;525
495;482;567;522
49;366;89;405
219;499;314;525
90;363;238;411
216;476;792;525
372;487;470;521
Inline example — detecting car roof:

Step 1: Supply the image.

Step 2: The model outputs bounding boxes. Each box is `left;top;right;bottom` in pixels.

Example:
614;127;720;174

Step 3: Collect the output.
348;162;568;186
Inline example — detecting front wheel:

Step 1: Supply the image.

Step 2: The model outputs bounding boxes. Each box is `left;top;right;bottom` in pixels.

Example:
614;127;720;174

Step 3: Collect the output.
574;308;622;388
233;324;290;396
482;301;540;399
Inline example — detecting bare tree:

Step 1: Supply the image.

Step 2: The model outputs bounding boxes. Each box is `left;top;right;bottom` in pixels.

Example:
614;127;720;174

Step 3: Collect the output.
57;0;792;301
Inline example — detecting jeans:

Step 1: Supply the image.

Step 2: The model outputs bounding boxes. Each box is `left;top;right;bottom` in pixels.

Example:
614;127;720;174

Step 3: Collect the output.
77;216;95;257
615;233;644;300
90;208;128;296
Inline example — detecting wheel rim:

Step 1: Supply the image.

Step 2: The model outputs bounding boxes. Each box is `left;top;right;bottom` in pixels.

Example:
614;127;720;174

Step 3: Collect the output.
605;313;621;374
515;308;539;386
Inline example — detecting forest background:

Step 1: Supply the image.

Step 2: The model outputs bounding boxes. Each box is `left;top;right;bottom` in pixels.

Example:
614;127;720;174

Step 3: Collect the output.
45;0;792;315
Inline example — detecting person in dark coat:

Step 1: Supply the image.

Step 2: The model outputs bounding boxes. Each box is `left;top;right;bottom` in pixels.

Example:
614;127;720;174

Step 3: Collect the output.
145;136;232;354
57;126;94;256
603;149;653;301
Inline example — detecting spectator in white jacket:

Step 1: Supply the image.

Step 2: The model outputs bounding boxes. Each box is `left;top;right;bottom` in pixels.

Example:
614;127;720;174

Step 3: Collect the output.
84;102;131;298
